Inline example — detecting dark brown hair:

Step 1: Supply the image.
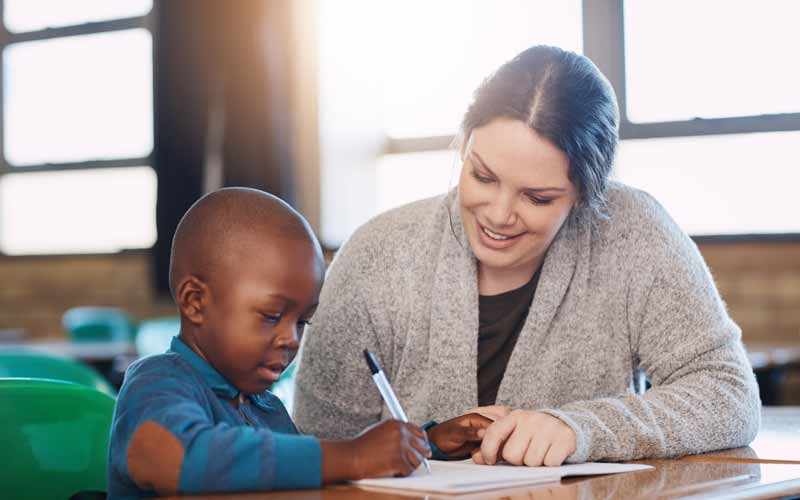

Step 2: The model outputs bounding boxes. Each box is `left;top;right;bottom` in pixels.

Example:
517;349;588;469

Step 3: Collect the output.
461;45;619;217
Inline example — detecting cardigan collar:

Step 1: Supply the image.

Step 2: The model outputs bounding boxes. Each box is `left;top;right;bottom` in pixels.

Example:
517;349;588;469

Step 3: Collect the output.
425;191;585;417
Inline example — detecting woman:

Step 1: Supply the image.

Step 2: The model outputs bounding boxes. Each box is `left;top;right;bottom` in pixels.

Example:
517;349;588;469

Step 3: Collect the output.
294;45;760;466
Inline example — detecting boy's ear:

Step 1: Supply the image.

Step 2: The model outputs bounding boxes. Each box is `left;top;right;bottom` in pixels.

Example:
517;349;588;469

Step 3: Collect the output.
176;275;208;325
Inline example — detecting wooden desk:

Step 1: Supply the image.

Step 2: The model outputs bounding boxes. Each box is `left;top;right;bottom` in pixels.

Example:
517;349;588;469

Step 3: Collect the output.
164;407;800;500
164;460;800;499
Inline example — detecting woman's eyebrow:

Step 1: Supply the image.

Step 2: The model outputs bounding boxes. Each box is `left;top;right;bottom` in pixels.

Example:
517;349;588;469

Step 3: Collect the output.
472;150;568;193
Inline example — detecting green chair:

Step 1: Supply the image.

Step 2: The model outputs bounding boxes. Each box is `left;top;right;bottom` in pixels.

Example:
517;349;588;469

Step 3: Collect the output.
0;378;115;500
62;306;136;342
0;350;116;396
135;316;180;358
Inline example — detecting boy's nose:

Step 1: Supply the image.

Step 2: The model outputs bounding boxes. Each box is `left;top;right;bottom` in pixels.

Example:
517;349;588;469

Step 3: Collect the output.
275;326;300;350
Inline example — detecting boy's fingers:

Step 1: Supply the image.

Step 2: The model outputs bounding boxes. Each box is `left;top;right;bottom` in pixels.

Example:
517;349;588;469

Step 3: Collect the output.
407;424;428;441
462;413;494;428
458;425;483;442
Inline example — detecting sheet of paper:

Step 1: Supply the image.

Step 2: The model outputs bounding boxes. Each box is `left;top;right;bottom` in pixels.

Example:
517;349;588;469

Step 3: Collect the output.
353;459;653;495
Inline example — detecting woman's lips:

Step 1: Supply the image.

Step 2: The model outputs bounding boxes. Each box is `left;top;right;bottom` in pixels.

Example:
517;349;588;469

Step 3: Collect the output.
476;221;524;250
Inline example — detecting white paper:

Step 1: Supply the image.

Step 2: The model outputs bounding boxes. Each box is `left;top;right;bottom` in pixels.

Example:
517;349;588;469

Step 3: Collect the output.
353;459;653;495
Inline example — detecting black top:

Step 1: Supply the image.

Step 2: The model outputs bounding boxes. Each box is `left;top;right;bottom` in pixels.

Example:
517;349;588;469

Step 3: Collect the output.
477;270;541;407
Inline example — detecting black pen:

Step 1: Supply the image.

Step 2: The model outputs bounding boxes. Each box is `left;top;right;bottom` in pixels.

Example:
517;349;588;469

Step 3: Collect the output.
364;349;431;474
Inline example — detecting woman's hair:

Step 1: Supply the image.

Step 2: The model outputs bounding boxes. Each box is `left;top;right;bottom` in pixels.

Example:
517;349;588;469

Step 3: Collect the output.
460;45;619;218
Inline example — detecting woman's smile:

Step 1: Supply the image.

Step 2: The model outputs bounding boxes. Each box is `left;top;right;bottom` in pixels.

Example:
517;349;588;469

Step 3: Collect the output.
476;219;526;250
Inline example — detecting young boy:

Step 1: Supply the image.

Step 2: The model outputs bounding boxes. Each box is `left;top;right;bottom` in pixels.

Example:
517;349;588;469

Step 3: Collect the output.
108;188;490;498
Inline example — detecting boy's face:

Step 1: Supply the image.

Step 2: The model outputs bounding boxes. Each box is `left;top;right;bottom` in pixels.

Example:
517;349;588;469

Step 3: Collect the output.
197;234;323;395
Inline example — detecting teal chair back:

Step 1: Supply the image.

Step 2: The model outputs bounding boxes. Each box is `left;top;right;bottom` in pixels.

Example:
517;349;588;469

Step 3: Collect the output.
0;378;115;500
63;306;136;342
0;350;116;396
135;316;180;358
270;359;297;413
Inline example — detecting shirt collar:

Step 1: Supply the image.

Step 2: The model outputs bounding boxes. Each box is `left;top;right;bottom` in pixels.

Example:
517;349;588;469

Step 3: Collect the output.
169;336;240;399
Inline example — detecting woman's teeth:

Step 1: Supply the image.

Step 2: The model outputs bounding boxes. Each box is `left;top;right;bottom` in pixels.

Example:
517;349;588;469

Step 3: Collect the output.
483;226;511;240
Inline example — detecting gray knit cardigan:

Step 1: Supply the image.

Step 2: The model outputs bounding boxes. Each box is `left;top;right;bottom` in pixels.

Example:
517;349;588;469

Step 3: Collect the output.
293;182;760;463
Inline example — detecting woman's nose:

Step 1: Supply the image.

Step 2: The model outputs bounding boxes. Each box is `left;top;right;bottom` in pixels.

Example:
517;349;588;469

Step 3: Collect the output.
486;192;516;227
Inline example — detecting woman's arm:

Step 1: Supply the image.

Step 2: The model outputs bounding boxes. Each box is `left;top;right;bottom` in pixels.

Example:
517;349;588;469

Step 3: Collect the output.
540;229;761;463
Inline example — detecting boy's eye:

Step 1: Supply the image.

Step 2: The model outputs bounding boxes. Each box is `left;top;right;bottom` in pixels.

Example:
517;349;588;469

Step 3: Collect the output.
298;319;313;327
262;313;282;324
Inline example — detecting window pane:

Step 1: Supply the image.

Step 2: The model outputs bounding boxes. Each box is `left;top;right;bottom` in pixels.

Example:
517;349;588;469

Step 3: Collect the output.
376;150;459;213
4;29;153;166
624;0;800;122
320;0;582;139
613;132;800;235
0;167;157;255
4;0;152;32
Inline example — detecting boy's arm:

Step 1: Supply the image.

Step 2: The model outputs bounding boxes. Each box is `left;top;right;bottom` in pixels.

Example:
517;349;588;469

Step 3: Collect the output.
111;372;321;496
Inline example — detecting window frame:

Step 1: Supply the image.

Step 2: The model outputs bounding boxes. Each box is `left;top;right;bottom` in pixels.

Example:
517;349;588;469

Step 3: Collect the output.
0;1;157;255
381;0;799;240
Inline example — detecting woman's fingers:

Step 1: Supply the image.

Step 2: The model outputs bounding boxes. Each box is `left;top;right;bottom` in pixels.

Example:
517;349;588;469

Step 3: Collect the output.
522;435;551;467
542;439;572;467
467;405;512;421
480;414;517;465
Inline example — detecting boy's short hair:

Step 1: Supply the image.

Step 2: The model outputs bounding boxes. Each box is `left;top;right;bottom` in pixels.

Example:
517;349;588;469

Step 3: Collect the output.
168;187;322;300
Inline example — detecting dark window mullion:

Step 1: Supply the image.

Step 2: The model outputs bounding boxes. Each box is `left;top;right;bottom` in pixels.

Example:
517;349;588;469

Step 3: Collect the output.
1;16;149;45
3;157;152;174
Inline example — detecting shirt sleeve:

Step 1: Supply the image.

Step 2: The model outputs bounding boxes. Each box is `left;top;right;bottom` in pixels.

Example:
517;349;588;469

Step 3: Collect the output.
540;221;761;463
110;366;321;496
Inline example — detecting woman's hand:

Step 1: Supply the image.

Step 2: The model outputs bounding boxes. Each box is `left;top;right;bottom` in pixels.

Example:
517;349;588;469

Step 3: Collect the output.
427;413;493;457
465;404;512;422
473;410;576;467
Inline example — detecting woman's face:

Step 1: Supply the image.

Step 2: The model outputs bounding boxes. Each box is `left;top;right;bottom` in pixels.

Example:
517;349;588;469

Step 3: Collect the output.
458;118;577;277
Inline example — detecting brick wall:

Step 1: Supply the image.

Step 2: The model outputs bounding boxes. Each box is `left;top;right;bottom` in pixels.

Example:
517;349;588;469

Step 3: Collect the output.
0;251;176;339
2;240;798;343
698;240;800;343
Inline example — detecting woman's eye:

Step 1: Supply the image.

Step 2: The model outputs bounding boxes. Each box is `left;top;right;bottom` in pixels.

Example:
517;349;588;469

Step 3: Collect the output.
526;194;553;206
471;168;494;184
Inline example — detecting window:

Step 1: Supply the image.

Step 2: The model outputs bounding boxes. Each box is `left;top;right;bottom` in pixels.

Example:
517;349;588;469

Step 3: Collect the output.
624;0;800;123
0;1;155;255
320;0;800;245
318;0;583;245
587;0;800;236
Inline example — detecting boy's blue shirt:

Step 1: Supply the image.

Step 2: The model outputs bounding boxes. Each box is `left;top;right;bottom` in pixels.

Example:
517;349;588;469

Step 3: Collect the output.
108;336;321;498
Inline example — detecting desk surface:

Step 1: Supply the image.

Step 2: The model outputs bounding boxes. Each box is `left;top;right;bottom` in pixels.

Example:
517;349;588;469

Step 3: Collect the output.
164;461;800;500
165;407;800;500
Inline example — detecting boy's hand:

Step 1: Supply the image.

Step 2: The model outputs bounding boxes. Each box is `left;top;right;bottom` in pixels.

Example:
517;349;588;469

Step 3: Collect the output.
427;413;493;457
321;419;431;483
472;410;576;467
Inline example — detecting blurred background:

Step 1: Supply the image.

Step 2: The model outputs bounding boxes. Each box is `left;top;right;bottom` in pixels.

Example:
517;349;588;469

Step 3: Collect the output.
0;0;797;404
